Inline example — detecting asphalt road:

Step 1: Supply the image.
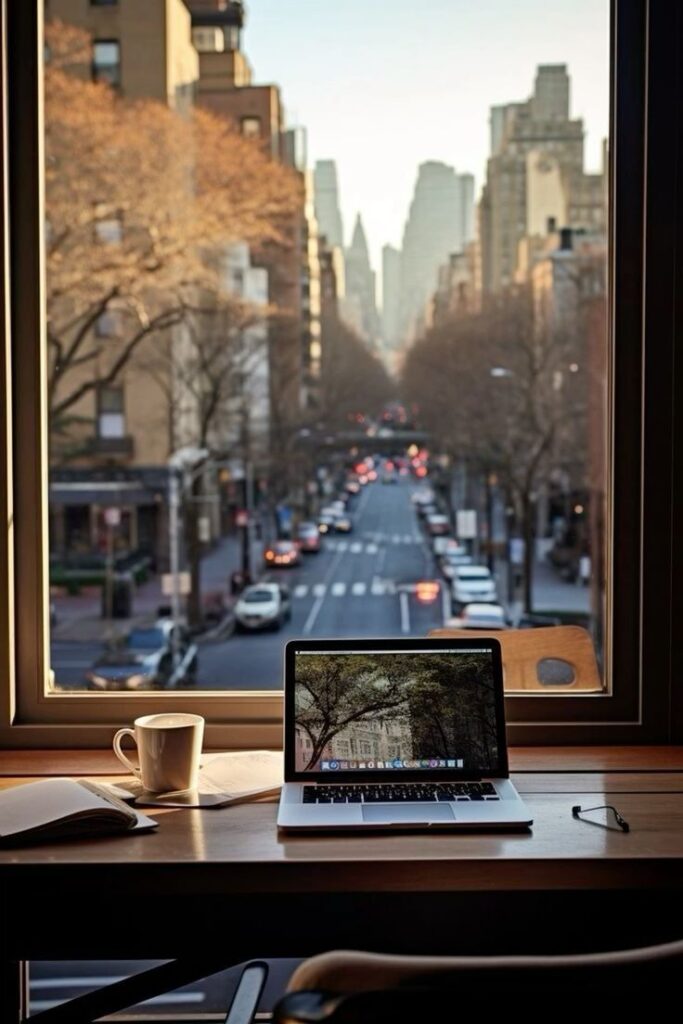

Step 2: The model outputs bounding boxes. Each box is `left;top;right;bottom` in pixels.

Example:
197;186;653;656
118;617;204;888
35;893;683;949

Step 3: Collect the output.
51;477;446;691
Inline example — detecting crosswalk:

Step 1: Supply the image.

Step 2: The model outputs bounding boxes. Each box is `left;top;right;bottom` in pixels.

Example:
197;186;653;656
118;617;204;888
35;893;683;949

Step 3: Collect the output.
290;578;396;600
325;534;422;553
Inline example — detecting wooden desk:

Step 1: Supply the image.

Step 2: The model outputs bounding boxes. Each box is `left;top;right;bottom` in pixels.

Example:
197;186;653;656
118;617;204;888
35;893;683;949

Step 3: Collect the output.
2;748;683;1022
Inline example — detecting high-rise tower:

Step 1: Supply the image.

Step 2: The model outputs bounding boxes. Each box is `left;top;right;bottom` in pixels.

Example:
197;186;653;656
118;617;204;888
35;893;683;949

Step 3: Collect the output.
344;214;380;346
313;160;344;249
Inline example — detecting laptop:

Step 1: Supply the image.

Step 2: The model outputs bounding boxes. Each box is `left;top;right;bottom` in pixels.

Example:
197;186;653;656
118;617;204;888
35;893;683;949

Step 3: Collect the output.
277;637;533;831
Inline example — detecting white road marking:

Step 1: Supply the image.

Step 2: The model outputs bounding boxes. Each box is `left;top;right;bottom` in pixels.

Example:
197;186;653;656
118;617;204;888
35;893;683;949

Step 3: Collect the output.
392;534;401;544
399;591;411;633
366;543;378;554
352;581;367;596
303;546;346;635
403;534;413;544
371;577;385;595
294;584;308;598
331;582;347;596
336;540;348;552
350;541;362;553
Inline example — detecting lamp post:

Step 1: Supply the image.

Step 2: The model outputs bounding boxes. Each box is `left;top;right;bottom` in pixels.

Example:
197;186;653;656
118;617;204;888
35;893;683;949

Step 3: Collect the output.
167;447;209;650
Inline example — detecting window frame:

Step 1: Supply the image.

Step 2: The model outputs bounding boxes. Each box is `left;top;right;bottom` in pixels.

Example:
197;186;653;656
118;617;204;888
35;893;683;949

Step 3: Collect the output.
0;0;680;748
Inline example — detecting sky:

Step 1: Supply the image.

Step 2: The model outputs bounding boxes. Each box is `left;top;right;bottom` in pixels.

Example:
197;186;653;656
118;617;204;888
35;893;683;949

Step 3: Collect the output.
244;0;610;276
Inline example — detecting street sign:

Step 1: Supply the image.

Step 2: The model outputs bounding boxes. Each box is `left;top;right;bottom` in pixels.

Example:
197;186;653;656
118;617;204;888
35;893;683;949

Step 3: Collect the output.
103;507;121;527
457;509;477;539
161;572;191;596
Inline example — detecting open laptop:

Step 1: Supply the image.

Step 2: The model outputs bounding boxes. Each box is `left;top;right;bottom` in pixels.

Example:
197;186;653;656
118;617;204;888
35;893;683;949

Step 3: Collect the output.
277;637;532;831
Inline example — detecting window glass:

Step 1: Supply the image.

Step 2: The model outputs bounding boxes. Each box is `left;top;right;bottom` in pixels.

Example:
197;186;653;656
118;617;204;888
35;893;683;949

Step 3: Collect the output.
45;1;609;694
92;40;120;87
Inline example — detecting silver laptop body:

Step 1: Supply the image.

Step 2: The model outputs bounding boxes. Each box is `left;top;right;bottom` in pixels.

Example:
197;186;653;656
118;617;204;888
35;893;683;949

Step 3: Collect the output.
277;637;533;831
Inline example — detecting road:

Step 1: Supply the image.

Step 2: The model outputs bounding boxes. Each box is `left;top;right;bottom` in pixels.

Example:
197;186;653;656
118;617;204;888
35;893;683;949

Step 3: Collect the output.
51;477;446;691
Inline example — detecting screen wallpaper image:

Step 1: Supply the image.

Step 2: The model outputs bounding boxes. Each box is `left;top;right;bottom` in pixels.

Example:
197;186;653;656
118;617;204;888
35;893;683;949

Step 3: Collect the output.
294;650;499;773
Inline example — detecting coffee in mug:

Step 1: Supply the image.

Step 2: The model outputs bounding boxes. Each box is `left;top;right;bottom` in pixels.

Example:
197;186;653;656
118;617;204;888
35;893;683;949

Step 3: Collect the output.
113;713;204;793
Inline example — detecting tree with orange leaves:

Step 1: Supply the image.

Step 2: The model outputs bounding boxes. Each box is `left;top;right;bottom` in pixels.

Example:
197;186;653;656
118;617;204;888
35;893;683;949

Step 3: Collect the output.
45;19;299;460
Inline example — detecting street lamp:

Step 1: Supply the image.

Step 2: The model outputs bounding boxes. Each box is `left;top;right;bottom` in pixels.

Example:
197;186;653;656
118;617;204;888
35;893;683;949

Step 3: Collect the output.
167;447;209;654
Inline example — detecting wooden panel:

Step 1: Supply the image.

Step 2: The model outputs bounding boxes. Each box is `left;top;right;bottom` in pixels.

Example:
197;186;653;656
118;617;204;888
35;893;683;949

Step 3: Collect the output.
430;626;602;691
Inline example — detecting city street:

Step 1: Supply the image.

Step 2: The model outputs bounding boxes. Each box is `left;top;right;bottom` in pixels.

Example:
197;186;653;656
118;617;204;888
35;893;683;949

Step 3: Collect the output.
51;477;448;691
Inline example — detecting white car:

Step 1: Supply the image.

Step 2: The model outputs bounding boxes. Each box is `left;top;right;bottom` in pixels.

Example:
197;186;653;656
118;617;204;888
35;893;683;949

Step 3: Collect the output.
440;550;474;580
234;583;291;632
446;603;508;630
432;536;459;556
451;565;498;607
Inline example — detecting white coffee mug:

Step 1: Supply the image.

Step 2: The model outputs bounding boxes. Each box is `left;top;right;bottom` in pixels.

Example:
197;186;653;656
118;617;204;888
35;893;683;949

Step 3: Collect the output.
113;713;204;793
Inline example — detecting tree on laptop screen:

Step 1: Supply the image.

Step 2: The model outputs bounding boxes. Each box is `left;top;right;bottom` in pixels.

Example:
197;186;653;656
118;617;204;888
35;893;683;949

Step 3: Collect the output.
294;652;497;772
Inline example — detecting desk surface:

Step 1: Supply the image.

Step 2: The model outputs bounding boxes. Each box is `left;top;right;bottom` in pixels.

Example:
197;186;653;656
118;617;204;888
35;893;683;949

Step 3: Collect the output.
2;748;683;991
2;748;683;894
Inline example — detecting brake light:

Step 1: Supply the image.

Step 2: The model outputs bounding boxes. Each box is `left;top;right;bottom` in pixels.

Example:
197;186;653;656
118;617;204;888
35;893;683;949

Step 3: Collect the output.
416;581;440;603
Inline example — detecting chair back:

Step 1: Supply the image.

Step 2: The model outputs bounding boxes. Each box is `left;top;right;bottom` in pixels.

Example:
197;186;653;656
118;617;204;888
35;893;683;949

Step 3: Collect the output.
428;625;601;692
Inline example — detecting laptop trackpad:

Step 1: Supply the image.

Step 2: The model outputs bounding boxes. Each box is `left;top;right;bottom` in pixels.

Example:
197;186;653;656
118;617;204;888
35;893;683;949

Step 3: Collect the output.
362;804;455;824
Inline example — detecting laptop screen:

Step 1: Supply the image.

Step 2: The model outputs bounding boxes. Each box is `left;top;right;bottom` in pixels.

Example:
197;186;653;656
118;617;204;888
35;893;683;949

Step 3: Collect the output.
286;641;507;780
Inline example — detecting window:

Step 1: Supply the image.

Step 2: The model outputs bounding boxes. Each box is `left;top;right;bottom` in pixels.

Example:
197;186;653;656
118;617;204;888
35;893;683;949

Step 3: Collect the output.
241;116;262;139
98;386;124;438
92;39;120;87
1;0;681;747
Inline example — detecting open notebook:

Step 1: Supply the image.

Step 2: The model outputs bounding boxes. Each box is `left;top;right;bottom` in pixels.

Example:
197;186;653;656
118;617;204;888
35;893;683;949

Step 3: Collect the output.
0;778;157;846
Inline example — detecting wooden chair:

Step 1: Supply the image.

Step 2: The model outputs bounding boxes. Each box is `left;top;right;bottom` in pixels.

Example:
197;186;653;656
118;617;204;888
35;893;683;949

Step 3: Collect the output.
429;624;602;692
272;940;683;1021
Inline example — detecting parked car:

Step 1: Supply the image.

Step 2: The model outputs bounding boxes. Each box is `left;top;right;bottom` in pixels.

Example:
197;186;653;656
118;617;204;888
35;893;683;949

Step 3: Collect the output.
234;583;291;632
445;602;508;630
411;488;435;508
439;549;473;580
86;619;198;691
263;540;301;568
451;565;498;607
334;515;353;533
425;513;451;537
432;536;459;557
297;521;321;553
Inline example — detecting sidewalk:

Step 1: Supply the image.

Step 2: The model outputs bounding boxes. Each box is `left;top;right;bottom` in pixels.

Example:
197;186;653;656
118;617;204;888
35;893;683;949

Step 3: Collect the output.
494;557;591;618
52;533;256;642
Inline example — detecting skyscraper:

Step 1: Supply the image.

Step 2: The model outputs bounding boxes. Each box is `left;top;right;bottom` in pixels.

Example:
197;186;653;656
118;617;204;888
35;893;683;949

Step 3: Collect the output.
344;214;380;347
398;162;475;345
313;160;344;249
381;244;402;350
479;64;605;295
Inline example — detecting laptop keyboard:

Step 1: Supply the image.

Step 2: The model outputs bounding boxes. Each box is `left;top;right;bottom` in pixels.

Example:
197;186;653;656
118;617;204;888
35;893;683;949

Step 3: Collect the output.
303;782;499;804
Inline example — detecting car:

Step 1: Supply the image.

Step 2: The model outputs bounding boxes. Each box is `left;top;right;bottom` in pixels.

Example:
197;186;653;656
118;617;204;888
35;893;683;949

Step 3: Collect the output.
451;565;498;607
263;540;301;568
329;500;346;515
334;515;353;533
432;536;459;556
440;550;474;580
425;513;451;536
411;488;435;507
445;602;508;630
381;472;398;484
297;522;321;553
234;583;291;632
317;514;336;535
345;480;361;495
86;619;198;691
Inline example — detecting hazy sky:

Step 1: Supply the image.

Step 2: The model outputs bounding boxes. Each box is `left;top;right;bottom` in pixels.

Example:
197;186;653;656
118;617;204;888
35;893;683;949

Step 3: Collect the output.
244;0;610;274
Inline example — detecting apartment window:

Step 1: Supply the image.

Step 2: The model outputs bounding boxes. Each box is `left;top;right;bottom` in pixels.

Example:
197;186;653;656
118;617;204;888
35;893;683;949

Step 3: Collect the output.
2;0;680;747
92;39;120;87
241;116;262;138
98;386;125;438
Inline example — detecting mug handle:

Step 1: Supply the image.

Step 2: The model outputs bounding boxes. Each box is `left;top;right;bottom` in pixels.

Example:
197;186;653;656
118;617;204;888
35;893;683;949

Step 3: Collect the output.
113;728;141;778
